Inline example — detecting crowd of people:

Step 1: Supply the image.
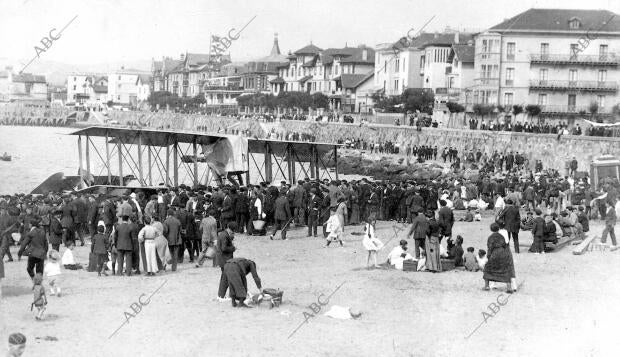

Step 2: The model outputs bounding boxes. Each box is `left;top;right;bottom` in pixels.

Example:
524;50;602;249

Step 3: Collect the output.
1;152;619;317
467;118;619;138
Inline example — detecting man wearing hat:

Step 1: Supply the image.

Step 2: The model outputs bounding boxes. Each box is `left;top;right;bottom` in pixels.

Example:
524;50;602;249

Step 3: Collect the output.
270;187;292;240
306;188;320;237
163;209;182;271
17;215;48;279
49;210;64;252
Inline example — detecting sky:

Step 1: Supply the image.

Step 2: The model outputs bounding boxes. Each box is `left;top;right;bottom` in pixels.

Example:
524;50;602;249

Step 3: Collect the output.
1;0;619;67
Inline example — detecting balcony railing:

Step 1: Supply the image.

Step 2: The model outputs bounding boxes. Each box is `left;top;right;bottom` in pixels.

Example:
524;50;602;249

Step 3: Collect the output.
474;77;500;86
540;105;611;114
530;53;619;65
529;80;617;92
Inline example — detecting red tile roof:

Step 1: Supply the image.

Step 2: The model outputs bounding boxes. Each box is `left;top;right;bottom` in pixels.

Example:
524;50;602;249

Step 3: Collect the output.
490;8;620;32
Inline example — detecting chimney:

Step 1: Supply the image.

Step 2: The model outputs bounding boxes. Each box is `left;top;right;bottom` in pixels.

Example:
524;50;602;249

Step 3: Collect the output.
362;49;368;61
454;32;460;44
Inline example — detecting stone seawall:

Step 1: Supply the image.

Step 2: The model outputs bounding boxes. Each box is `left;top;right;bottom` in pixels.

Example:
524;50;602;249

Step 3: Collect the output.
2;108;618;173
278;120;620;173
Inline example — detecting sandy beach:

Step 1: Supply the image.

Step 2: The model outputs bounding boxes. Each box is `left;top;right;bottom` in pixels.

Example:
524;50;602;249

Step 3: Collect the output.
2;213;620;357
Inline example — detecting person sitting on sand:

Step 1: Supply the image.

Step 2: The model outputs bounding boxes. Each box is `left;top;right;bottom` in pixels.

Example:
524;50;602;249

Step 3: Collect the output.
460;208;474;222
476;249;487;271
450;235;464;267
61;242;82;270
463;247;478;271
387;240;414;270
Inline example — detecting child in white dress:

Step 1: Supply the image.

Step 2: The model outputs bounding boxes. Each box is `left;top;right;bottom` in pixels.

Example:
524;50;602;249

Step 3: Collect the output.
325;208;344;247
362;218;383;268
45;250;62;297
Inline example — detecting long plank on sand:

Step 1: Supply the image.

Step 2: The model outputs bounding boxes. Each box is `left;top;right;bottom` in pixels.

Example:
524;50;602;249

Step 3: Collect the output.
573;235;597;255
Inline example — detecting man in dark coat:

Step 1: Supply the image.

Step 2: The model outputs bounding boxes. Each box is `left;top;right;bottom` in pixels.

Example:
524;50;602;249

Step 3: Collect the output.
223;257;262;308
437;200;454;243
292;181;307;226
498;199;521;253
49;210;64;251
216;222;237;300
220;189;235;229
306;188;321;237
270;188;292;240
407;212;428;259
163;209;182;271
112;215;136;276
86;195;99;239
17;216;48;279
235;187;249;234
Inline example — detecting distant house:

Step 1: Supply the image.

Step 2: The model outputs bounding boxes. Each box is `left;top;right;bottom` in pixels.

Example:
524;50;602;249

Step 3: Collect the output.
136;74;152;102
0;66;48;105
66;74;108;107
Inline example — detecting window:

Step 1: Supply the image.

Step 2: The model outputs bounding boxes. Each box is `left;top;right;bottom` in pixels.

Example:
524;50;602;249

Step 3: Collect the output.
73;85;76;90
538;93;547;106
600;44;609;59
118;76;121;80
569;69;578;83
540;43;549;56
597;95;605;108
482;39;488;53
598;70;607;83
505;68;514;86
402;58;406;71
395;58;400;72
504;93;514;106
507;42;515;60
394;79;399;91
539;68;548;82
117;95;121;101
384;60;387;73
569;18;581;29
568;94;576;109
73;77;77;82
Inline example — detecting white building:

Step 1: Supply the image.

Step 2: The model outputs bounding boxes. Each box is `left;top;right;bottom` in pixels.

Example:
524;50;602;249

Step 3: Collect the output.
473;8;620;120
374;32;473;98
107;68;149;107
0;67;48;105
271;44;375;111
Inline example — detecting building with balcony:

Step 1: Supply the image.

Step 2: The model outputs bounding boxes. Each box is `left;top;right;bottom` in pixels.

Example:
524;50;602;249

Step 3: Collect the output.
373;32;473;97
66;73;109;106
272;43;375;111
473;8;620;118
155;53;232;99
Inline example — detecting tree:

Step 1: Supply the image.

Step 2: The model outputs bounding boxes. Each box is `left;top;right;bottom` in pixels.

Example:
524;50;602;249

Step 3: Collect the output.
473;104;494;121
525;104;541;122
588;101;599;120
401;88;434;114
446;102;465;113
512;105;524;116
311;92;328;109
